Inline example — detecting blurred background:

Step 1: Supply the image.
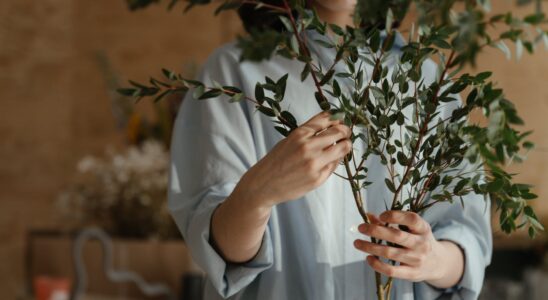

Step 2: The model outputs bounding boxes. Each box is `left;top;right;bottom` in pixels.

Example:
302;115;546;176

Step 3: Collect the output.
0;0;547;299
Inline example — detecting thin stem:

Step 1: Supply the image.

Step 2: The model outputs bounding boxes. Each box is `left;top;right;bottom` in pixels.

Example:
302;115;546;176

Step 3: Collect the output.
277;2;391;296
219;87;299;130
281;0;330;110
376;273;385;300
390;50;456;210
333;171;350;180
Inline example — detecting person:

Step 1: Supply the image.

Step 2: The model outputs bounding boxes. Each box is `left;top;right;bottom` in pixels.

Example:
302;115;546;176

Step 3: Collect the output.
168;0;492;299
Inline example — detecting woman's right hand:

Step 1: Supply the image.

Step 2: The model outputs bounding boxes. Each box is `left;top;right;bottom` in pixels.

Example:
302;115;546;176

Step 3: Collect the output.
237;111;353;208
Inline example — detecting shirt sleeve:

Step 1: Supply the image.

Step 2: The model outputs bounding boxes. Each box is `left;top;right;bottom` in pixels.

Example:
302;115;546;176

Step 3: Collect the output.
168;44;274;298
413;91;493;299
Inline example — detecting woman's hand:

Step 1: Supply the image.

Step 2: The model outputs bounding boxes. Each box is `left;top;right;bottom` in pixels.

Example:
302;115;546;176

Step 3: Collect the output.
353;211;465;289
212;111;352;263
238;111;352;208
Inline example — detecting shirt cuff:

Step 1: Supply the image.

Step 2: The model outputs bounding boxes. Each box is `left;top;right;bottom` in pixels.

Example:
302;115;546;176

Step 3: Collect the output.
185;190;274;298
414;221;487;300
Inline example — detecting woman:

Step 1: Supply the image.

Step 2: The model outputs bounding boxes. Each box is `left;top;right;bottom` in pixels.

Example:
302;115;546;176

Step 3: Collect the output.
168;0;492;299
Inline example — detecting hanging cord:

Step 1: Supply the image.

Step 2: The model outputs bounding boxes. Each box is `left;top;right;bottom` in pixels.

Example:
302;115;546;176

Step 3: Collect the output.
72;227;176;300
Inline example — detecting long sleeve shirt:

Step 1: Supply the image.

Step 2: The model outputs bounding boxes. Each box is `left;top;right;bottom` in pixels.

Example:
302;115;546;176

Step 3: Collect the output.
168;30;492;300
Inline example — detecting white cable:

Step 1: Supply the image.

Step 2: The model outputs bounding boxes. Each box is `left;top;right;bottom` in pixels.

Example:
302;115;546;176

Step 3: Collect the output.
72;228;176;300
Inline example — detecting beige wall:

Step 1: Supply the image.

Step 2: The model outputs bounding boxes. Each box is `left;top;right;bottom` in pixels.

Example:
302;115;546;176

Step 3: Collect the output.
0;1;241;298
468;2;548;218
0;0;547;298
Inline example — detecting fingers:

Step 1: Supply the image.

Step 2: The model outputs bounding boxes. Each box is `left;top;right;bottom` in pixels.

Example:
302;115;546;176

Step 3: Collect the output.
319;160;340;180
310;124;351;150
366;256;418;281
357;223;418;249
321;139;352;164
354;240;423;266
300;111;342;135
379;211;430;234
366;213;383;225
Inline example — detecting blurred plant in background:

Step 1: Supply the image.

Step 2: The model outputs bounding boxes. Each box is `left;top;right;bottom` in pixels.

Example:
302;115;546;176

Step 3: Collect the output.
56;53;196;240
57;140;180;239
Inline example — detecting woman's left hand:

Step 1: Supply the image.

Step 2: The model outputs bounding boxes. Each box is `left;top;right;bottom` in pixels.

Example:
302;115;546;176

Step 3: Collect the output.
353;211;464;287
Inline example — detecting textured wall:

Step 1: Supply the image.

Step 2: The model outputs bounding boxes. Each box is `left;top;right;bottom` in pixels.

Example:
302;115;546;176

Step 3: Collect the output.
467;2;548;219
0;1;241;298
0;0;547;298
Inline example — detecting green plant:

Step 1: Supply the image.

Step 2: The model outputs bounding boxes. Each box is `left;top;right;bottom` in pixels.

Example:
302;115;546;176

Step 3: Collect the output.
119;0;547;298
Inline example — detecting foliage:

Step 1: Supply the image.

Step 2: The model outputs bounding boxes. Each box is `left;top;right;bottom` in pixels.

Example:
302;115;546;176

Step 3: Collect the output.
97;53;194;148
119;0;547;298
56;55;195;240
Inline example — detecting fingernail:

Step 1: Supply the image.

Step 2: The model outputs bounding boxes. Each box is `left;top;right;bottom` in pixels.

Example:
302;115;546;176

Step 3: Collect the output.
358;223;368;233
379;213;388;221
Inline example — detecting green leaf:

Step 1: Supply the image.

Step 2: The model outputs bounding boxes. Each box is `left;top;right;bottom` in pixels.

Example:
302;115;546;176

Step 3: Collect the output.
257;106;276;117
229;93;244;102
454;178;469;194
370;30;381;53
396;112;405;125
405;125;419;134
370;86;384;101
335;72;353;78
279;16;294;32
494;40;511;60
129;80;148;89
516;39;524;61
255;83;265;104
315;92;330;110
276;74;289;100
523;141;535;150
117;88;138;97
385;8;394;32
281;111;297;129
524;13;545;25
397;151;408;165
329;23;345;35
487;179;504;192
153;89;171;102
274;125;290;137
379;115;390;127
382;31;396;50
332;80;341;98
529;227;536;238
428;174;441;191
385;178;396;193
433;39;451;49
198;89;222;100
237;29;285;61
222;86;242;94
319;69;335;86
214;1;240;15
475;71;492;81
301;64;311;81
161;68;176;80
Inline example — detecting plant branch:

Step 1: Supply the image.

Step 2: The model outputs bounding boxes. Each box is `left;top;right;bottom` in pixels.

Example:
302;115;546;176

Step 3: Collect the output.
390;50;456;210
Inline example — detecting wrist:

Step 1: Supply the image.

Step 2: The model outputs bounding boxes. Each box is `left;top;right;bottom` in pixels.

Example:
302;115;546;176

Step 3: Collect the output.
233;169;276;211
235;164;280;209
427;240;448;283
426;240;464;288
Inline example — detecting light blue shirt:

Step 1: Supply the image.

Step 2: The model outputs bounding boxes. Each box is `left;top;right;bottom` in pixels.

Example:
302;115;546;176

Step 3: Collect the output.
168;30;492;300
